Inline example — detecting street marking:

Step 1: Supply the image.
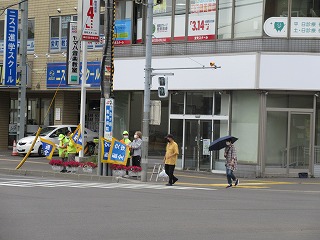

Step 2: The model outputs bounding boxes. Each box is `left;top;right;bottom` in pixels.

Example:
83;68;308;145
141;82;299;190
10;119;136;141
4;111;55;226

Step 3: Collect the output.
0;179;217;191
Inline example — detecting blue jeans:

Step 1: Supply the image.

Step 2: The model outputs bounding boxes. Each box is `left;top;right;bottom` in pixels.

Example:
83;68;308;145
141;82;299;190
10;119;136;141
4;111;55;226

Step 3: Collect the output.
226;168;236;185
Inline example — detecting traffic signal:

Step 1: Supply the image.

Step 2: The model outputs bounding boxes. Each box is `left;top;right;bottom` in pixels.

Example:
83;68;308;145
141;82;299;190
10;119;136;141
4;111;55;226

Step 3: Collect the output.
158;76;168;98
156;0;163;4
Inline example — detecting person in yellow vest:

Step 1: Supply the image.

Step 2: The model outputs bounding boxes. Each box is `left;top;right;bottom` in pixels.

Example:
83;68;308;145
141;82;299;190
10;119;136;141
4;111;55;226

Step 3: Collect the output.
58;134;68;173
120;130;131;174
163;134;179;186
66;131;77;161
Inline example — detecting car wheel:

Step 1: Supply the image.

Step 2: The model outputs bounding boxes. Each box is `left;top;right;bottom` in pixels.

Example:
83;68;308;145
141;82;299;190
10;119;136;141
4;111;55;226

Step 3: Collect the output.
85;142;95;156
38;145;44;157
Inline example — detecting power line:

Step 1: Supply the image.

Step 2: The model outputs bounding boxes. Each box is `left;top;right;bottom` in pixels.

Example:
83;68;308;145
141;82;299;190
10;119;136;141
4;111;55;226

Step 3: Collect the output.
0;0;28;17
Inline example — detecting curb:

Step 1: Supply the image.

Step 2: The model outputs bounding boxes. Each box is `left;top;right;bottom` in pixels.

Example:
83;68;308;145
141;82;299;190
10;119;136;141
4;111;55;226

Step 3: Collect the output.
0;168;142;184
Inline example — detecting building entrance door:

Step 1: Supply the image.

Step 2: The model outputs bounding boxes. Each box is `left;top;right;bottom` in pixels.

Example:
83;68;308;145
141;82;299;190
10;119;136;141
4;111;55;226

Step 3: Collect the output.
184;120;212;171
265;110;312;176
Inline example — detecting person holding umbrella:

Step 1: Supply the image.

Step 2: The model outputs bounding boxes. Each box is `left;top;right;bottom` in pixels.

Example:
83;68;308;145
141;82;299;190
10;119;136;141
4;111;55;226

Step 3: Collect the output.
209;135;239;188
224;138;239;188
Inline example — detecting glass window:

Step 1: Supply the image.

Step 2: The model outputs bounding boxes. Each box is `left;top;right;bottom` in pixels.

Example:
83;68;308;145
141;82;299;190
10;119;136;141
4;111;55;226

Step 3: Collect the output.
171;92;184;114
27;99;38;125
113;92;130;139
214;92;229;115
218;0;232;39
50;15;76;52
315;97;320;164
135;2;143;43
149;92;169;156
152;0;173;43
174;0;186;41
290;0;320;38
186;92;213;115
61;16;72;38
266;94;313;108
263;0;288;37
129;92;143;137
170;119;183;168
234;0;263;38
115;0;132;45
10;100;18;124
188;0;216;41
50;18;60;38
1;19;34;52
292;0;320;17
28;19;35;39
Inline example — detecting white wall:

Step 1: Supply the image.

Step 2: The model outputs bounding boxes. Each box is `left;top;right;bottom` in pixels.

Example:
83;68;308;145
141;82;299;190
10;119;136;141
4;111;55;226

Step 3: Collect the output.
259;53;320;90
114;54;257;91
115;53;320;91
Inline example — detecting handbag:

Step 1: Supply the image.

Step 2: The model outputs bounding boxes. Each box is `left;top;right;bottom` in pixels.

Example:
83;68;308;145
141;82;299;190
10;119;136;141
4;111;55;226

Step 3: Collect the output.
158;168;168;178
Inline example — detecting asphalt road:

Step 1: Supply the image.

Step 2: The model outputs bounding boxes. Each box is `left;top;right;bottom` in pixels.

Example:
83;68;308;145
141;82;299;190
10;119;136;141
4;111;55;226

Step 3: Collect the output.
0;174;319;240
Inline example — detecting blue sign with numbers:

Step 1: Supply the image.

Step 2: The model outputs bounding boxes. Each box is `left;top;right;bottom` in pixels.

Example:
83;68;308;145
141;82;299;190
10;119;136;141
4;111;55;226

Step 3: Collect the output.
3;9;18;86
46;61;101;88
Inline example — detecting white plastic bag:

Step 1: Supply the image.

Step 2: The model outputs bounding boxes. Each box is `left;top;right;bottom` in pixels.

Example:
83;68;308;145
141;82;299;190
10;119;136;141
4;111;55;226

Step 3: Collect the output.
158;168;168;178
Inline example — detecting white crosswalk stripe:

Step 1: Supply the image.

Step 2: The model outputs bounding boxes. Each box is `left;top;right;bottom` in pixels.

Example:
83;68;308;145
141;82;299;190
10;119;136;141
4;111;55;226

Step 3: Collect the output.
0;178;216;191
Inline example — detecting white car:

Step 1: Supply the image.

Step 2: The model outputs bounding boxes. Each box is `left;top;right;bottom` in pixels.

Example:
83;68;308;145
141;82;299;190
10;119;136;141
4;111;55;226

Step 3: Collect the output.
17;125;98;156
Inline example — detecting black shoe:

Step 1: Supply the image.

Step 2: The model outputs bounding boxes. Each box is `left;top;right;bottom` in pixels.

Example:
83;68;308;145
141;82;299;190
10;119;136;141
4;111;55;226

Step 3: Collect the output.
173;178;178;184
165;183;173;186
226;184;232;188
235;179;239;186
60;169;67;173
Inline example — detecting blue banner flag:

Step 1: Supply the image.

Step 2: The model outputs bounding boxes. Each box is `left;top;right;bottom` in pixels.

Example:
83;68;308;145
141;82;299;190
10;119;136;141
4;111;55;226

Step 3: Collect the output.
101;137;112;163
71;124;83;152
40;137;56;160
107;138;129;165
3;9;18;86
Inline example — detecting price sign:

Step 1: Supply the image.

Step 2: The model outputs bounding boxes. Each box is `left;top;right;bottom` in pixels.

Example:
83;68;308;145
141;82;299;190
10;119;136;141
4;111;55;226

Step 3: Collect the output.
189;20;210;32
188;13;215;41
82;0;100;41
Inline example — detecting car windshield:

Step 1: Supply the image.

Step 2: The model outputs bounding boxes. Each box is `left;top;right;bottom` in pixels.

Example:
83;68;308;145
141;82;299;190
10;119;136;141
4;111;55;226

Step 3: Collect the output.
32;127;56;136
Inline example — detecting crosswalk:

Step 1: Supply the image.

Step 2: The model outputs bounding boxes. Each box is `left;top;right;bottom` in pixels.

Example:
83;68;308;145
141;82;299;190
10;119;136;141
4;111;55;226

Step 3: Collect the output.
0;177;216;191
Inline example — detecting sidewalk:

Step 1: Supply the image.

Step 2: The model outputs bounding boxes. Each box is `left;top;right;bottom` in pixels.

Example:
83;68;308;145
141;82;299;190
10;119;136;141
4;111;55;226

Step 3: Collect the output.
0;150;319;189
0;149;225;185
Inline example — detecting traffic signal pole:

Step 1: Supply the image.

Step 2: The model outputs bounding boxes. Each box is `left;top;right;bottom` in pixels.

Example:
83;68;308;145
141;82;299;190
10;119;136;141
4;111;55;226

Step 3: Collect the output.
141;0;153;182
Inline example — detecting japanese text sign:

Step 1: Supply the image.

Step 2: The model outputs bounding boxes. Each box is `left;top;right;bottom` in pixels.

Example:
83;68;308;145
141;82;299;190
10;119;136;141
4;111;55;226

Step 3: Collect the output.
104;99;114;140
71;124;83;152
40;138;56;160
3;9;18;86
101;137;111;163
67;21;80;85
107;138;129;165
82;0;100;41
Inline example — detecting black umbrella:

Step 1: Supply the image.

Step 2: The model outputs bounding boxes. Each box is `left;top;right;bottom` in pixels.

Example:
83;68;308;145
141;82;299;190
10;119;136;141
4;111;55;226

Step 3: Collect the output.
209;135;238;151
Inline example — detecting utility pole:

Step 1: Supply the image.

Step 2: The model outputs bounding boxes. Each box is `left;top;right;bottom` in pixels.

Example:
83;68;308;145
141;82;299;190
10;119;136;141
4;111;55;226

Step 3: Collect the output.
98;0;114;176
17;0;28;141
141;0;153;182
